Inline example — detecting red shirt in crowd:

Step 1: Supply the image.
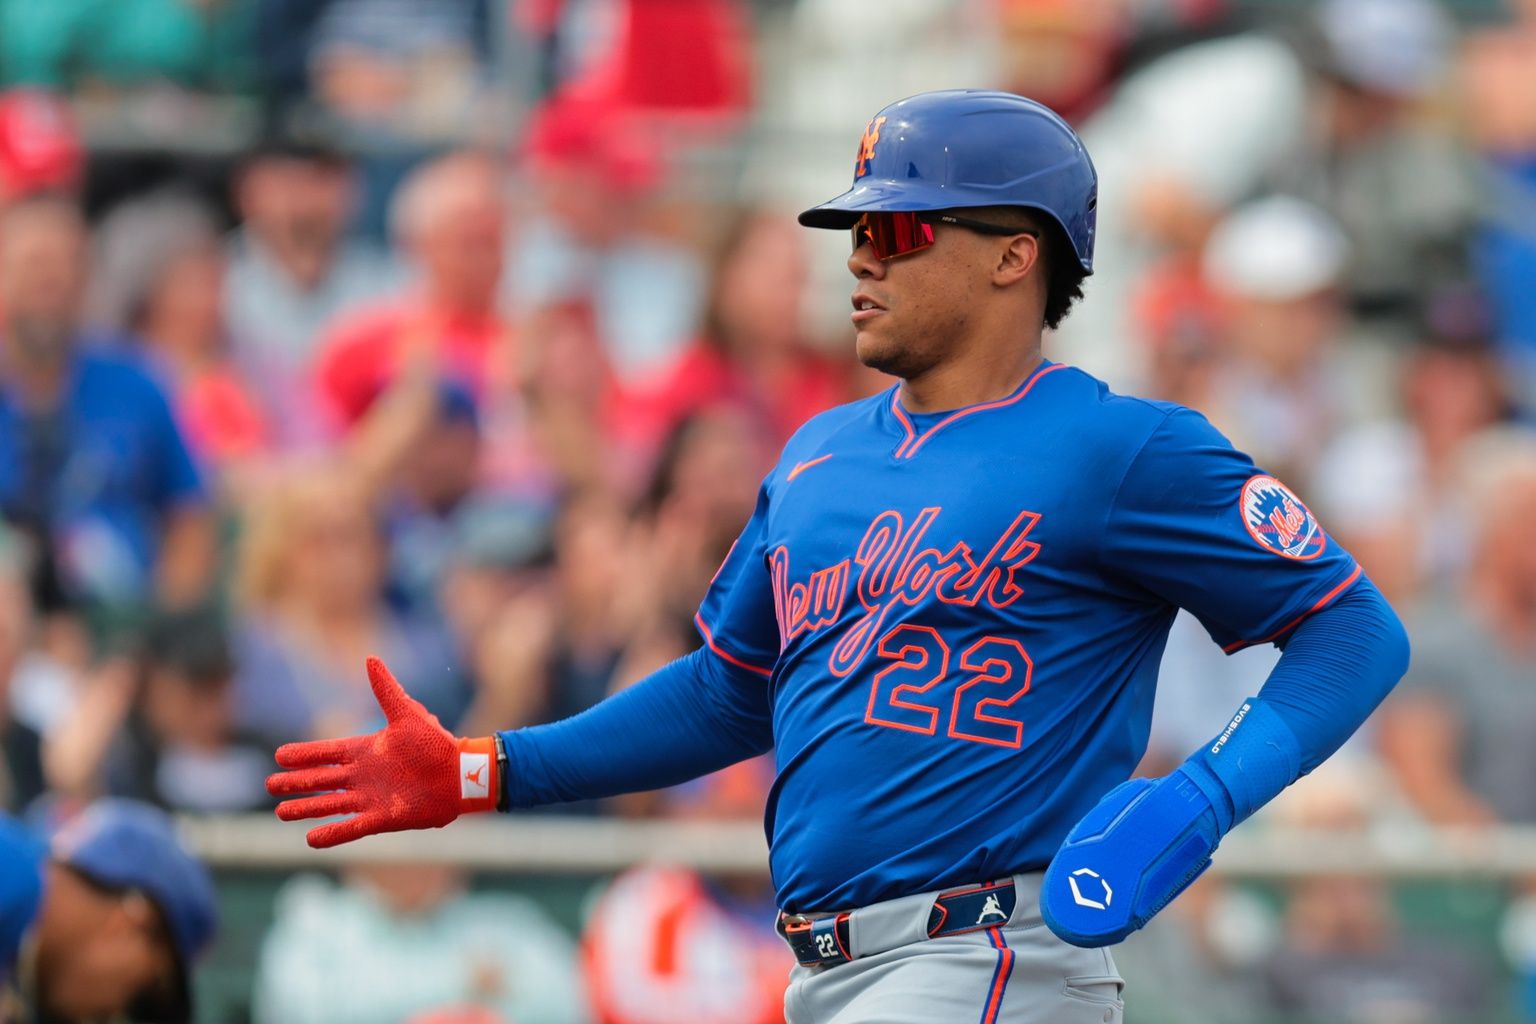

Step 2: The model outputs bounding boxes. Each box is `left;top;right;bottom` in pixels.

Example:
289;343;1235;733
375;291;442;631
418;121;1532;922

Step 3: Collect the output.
175;366;271;466
312;299;512;430
606;342;850;454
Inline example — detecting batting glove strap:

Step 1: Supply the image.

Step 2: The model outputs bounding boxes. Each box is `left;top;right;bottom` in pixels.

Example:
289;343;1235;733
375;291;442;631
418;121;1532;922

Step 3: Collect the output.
455;735;499;814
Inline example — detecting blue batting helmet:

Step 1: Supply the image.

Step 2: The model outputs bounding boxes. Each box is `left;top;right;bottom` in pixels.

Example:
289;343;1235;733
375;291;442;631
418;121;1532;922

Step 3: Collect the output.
798;90;1098;273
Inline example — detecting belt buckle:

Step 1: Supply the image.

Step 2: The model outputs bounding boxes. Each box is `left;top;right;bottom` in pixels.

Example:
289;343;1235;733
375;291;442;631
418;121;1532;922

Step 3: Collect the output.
777;911;852;968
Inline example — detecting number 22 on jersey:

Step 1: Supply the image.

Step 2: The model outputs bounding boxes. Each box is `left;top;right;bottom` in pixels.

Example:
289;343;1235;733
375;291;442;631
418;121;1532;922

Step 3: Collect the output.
865;625;1033;748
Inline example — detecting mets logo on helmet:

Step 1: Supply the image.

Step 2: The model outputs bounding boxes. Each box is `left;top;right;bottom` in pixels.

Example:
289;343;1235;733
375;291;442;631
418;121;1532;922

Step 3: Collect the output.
854;116;887;179
1240;474;1326;560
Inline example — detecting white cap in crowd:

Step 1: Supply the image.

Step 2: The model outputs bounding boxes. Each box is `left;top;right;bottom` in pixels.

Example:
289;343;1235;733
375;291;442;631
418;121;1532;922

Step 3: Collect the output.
1317;0;1453;98
1201;195;1349;301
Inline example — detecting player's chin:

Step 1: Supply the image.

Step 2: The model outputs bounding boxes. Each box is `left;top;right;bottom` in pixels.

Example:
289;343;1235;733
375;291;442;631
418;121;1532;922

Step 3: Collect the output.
856;331;924;380
854;324;898;371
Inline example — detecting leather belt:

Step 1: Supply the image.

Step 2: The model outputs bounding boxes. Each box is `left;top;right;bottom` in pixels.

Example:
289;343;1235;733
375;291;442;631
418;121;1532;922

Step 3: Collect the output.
776;878;1018;968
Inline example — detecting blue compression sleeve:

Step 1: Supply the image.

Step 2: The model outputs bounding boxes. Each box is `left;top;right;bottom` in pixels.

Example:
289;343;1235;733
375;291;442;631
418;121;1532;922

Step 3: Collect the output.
1255;574;1410;774
497;648;774;809
1184;574;1410;831
1043;575;1410;946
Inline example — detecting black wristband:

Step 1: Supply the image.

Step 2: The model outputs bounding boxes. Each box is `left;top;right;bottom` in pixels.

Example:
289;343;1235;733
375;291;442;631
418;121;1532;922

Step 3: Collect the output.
493;733;509;813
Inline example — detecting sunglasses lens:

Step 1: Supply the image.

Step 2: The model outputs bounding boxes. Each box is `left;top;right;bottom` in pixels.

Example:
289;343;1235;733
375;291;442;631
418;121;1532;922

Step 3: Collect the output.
853;213;934;260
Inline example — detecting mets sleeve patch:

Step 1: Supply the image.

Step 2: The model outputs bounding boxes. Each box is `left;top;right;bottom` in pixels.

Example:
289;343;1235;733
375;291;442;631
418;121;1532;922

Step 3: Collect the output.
1240;474;1326;560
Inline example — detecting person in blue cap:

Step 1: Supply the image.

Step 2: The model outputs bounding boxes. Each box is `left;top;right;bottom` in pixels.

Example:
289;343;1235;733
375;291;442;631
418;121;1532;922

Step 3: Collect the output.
0;800;216;1024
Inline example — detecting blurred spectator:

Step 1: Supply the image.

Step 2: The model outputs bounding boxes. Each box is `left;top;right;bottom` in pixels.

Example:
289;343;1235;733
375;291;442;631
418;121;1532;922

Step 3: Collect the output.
379;384;491;617
363;380;561;734
232;463;464;742
512;94;707;392
1461;0;1536;410
995;0;1127;123
257;0;504;238
93;191;273;490
1070;0;1472;383
0;528;108;815
225;134;401;447
540;490;649;725
1312;302;1514;600
0;91;81;214
515;299;611;494
630;406;772;639
1281;0;1474;322
1130;256;1224;411
0;523;41;811
1071;21;1308;381
1261;759;1494;1022
0;196;216;610
314;150;510;431
1378;428;1536;828
258;0;494;131
548;404;769;725
254;864;587;1024
0;0;256;93
103;607;272;813
520;210;829;495
540;0;752;121
1199;195;1356;483
437;500;559;736
761;0;1001;213
36;603;273;814
0;799;218;1024
666;212;851;448
582;760;788;1024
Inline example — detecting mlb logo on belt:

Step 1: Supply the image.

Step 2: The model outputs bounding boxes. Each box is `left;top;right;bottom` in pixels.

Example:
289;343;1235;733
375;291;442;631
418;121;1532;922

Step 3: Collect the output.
926;880;1017;937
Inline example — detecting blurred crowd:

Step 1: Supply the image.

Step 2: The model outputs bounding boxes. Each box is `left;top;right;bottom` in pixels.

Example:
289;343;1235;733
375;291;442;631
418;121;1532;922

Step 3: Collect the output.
0;0;1533;1021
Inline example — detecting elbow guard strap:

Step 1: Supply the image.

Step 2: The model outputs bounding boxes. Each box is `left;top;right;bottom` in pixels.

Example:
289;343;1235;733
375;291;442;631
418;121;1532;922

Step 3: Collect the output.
1180;697;1302;835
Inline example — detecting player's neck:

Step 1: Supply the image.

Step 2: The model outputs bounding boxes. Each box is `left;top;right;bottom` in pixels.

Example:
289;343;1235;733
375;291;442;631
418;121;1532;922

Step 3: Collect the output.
899;344;1044;414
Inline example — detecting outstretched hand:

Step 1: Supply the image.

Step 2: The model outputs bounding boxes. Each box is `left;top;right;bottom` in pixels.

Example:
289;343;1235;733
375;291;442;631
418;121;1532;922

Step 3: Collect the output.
266;657;498;848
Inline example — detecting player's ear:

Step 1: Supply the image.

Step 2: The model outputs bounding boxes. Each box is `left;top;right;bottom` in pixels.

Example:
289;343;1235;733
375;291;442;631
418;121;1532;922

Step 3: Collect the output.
993;232;1040;288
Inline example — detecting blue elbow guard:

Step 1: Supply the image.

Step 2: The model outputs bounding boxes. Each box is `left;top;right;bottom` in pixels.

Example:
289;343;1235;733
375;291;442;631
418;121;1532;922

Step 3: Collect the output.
1041;698;1301;948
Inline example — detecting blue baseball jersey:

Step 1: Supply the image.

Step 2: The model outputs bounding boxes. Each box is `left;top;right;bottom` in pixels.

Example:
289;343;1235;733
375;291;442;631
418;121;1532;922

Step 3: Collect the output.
695;360;1361;912
0;343;206;603
0;815;45;990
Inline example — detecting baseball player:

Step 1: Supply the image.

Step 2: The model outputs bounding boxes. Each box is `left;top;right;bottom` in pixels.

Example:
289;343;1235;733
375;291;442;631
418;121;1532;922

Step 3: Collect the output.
0;800;217;1024
268;90;1410;1022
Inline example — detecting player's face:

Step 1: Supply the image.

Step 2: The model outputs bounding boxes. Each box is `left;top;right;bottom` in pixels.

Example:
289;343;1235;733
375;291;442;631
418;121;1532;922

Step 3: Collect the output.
847;218;1003;380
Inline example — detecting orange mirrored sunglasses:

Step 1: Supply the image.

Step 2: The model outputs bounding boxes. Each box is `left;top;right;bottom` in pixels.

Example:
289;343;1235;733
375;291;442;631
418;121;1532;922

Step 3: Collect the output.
852;211;1036;261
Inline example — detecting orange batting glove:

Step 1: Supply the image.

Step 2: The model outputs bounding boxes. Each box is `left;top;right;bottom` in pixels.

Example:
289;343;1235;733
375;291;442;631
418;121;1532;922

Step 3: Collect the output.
266;657;500;848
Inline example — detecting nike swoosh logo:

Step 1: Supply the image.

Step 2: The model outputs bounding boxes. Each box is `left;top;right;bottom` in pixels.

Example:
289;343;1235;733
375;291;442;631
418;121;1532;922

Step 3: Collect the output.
787;453;834;482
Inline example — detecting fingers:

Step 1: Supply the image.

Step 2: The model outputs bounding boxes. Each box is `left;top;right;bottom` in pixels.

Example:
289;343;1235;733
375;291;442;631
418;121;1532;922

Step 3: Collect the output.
366;657;415;723
306;812;393;850
274;736;363;769
275;791;363;823
266;764;352;798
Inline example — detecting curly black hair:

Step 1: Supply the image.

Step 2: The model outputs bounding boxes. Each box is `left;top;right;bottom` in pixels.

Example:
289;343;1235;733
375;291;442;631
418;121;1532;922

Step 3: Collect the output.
964;206;1088;331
